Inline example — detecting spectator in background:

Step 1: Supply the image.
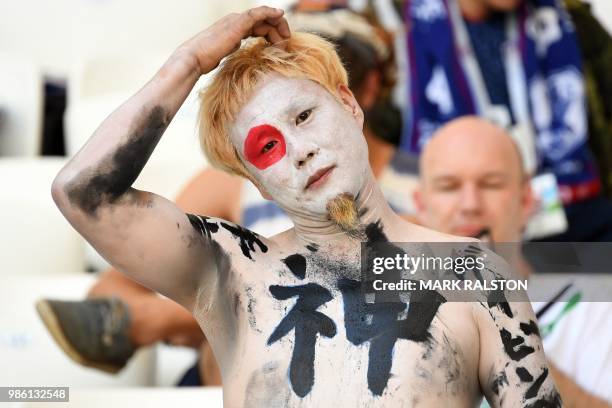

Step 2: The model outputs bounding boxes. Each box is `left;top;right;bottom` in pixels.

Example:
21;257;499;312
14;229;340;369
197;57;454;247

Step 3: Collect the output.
415;116;612;406
402;0;612;241
36;5;398;386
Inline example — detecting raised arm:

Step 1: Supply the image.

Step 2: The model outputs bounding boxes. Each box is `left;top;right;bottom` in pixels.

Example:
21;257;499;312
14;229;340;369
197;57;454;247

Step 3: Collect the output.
52;7;290;310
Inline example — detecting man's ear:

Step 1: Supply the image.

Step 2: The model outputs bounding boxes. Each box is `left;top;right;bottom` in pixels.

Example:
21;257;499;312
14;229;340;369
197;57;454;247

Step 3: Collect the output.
337;84;364;128
413;188;427;224
519;180;536;229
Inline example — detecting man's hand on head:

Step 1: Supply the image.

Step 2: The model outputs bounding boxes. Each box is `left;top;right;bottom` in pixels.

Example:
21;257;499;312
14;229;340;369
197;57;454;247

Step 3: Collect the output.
178;6;291;75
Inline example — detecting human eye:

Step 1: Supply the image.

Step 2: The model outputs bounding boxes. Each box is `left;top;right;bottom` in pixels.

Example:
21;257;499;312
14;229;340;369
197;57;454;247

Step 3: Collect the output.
481;176;506;189
295;108;313;125
483;181;504;189
261;140;277;154
434;180;459;192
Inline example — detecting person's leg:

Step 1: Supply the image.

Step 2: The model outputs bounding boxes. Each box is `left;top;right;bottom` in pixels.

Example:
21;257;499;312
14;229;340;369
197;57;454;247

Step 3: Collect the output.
87;268;152;299
88;269;203;347
36;267;204;373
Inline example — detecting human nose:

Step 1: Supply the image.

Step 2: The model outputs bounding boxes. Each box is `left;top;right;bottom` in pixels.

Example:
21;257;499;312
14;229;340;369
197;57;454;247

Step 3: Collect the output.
292;142;319;169
459;184;483;215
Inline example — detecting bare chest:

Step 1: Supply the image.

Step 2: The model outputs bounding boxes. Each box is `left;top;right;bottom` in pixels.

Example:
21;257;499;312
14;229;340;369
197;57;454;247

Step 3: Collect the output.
198;248;481;407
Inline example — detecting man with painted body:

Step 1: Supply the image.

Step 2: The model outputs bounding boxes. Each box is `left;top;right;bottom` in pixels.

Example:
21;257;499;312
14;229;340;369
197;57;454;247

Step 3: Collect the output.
51;7;560;407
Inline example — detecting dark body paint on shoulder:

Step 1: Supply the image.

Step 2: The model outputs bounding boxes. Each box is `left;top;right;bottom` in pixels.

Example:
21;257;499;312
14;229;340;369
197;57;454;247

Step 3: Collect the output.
186;214;268;261
516;366;534;382
188;214;219;240
490;370;509;395
525;368;549;399
525;391;562;408
66;106;170;216
520;320;540;337
499;328;535;361
483;275;560;404
488;289;514;318
185;213;247;339
220;222;268;260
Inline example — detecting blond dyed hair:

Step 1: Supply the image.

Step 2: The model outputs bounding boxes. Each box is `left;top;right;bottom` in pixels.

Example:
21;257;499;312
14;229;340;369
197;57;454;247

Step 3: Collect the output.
198;32;349;179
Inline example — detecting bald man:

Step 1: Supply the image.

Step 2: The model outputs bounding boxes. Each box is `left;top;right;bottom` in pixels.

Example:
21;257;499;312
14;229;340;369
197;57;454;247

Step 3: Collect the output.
415;116;612;406
415;116;532;245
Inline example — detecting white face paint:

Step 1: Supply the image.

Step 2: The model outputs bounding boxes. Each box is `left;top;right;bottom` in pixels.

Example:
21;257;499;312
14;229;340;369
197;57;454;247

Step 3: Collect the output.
230;75;369;216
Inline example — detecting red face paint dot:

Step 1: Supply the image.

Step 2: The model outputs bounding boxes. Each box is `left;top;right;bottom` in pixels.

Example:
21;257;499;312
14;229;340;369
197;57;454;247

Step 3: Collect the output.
244;124;287;170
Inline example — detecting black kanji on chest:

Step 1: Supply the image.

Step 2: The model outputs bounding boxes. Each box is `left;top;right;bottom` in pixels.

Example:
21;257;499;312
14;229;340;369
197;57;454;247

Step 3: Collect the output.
267;283;336;397
338;279;445;396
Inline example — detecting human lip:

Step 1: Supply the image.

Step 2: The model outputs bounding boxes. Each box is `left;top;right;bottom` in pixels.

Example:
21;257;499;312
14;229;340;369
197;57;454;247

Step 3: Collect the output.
454;225;487;238
305;165;336;190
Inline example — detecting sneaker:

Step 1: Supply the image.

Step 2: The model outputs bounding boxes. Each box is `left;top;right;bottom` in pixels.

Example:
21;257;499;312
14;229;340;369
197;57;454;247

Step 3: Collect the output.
35;297;136;373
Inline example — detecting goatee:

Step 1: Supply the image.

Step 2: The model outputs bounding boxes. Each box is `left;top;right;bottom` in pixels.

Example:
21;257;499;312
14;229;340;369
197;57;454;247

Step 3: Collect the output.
326;193;363;239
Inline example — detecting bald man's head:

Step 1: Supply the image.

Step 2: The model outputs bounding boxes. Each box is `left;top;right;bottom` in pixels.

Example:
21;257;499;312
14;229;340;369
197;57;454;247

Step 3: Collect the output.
415;116;533;242
420;116;525;182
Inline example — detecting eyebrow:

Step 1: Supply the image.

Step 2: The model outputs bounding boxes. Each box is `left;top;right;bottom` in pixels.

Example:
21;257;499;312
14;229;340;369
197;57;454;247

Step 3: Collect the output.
479;172;509;181
243;95;316;131
431;175;456;183
282;97;315;116
431;172;509;182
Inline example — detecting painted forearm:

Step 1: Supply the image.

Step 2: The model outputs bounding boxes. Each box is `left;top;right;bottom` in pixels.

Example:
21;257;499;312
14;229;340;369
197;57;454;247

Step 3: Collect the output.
53;51;201;216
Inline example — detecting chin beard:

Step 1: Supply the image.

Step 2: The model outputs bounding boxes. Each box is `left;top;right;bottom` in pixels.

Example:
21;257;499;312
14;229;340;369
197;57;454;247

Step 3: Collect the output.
326;193;364;239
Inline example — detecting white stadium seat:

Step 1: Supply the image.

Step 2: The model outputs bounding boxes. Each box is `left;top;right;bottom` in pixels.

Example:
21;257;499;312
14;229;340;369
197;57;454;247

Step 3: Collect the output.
0;158;85;275
0;53;43;156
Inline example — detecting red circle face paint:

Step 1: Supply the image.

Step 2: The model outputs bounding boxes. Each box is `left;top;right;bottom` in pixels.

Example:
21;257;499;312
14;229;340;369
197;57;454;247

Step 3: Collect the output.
243;124;287;170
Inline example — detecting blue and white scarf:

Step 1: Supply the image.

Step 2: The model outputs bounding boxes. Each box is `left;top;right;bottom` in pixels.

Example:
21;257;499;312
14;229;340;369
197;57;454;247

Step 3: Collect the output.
402;0;598;189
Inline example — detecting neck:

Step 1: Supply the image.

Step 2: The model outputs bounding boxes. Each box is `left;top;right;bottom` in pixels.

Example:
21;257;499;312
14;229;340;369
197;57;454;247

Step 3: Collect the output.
457;0;490;22
287;171;397;244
